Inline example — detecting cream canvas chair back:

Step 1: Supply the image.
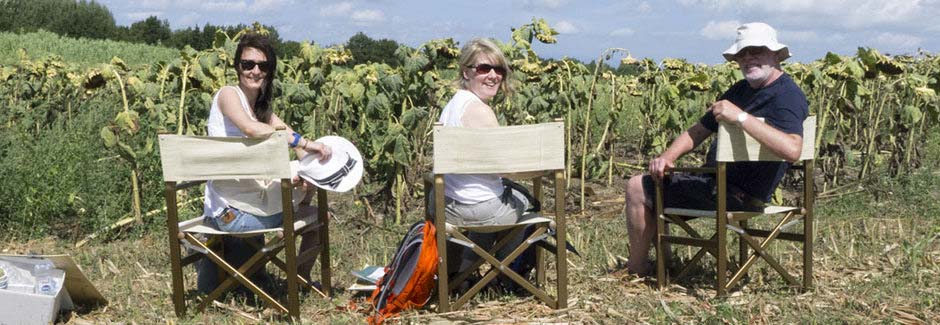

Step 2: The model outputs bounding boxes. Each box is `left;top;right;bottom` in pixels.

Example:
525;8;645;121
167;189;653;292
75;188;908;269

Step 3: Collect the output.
159;131;301;216
716;116;816;162
429;121;569;312
432;121;565;174
158;131;292;182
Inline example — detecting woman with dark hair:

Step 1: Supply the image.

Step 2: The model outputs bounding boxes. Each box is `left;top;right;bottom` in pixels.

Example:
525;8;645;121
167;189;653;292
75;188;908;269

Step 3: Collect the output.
197;32;330;294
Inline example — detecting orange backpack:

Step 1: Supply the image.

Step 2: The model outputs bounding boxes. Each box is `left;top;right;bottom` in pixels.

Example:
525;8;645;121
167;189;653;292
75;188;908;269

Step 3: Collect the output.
367;220;439;324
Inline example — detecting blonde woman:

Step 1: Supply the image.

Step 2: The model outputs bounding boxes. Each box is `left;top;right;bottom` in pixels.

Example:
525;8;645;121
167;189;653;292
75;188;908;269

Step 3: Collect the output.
436;38;532;285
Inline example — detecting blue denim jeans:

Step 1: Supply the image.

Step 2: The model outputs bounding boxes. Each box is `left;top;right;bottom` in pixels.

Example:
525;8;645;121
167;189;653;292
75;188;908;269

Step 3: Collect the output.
196;207;283;295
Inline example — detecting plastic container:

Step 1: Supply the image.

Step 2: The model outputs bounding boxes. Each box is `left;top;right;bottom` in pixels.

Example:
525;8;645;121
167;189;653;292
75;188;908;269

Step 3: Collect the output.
33;260;57;295
0;263;8;289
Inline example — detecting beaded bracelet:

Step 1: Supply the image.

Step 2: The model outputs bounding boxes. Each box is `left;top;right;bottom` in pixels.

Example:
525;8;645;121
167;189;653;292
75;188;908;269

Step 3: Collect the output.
290;132;302;148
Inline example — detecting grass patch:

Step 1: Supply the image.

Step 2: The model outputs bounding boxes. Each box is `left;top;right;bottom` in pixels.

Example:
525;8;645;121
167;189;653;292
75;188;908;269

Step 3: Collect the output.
2;170;938;323
0;30;178;67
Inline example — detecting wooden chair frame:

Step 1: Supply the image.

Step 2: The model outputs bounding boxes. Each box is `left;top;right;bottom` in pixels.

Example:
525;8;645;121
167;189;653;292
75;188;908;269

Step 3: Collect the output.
655;116;816;296
159;131;332;319
429;121;568;312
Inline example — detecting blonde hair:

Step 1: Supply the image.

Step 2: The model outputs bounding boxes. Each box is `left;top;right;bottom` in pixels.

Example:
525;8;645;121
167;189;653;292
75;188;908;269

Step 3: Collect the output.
456;38;514;96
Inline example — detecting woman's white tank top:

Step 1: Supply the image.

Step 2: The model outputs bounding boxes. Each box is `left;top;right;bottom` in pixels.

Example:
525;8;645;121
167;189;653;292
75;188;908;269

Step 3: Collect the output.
438;90;505;204
203;86;273;218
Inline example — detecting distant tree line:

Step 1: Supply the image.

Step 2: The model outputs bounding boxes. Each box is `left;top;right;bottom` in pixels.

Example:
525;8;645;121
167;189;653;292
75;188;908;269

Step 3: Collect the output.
0;0;403;66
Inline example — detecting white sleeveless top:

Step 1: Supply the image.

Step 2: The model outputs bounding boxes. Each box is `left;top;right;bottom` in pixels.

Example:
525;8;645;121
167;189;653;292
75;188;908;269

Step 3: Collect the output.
203;86;302;218
438;90;505;204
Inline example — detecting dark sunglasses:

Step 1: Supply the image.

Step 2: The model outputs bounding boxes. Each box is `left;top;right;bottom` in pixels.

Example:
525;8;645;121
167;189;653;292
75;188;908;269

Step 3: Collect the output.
734;47;770;59
313;153;357;189
238;59;273;72
469;63;507;77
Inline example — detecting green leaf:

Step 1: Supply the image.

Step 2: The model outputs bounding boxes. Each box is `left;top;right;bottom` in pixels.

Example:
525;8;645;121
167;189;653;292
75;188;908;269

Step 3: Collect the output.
823;52;843;65
366;93;391;116
180;46;198;61
213;29;229;49
391;135;410;164
117;141;137;164
100;127;116;148
110;56;128;70
400;106;428;129
115;111;140;134
900;105;923;128
139;138;154;156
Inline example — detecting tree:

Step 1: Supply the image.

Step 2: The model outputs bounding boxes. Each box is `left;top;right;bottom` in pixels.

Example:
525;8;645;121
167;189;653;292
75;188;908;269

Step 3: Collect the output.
128;16;170;45
166;26;203;50
346;32;401;67
0;0;115;39
54;0;115;39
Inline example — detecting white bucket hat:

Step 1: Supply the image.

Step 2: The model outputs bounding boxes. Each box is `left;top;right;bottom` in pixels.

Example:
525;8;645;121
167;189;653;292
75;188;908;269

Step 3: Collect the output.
722;22;790;62
294;136;364;192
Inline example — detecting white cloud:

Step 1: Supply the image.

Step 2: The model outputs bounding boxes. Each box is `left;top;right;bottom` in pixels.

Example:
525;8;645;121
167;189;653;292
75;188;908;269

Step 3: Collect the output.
699;20;740;40
610;27;635;37
678;0;939;30
126;11;164;21
320;2;353;17
176;12;201;26
637;1;652;13
248;0;291;13
553;20;579;34
523;0;569;9
201;1;247;11
782;30;818;43
872;32;923;50
351;9;385;23
826;33;847;43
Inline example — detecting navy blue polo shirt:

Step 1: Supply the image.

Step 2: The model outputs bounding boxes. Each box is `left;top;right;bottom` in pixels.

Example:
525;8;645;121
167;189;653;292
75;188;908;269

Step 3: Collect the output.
698;73;809;202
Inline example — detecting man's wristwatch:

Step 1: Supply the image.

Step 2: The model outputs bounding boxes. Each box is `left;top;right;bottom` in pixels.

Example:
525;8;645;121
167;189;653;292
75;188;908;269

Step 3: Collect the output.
736;112;749;125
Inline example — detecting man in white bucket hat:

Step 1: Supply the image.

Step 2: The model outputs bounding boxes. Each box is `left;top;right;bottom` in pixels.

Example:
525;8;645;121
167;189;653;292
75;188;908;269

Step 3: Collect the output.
623;22;809;276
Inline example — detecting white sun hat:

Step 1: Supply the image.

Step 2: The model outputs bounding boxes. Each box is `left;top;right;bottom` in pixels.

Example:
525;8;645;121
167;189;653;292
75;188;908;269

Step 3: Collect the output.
722;22;791;62
293;136;364;192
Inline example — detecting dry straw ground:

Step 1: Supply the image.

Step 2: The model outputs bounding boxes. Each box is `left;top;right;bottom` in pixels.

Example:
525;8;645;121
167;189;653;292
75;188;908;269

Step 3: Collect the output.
3;172;939;324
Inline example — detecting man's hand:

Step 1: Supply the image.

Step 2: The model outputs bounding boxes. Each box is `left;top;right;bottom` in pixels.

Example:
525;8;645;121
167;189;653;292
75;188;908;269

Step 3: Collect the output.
708;100;744;123
649;156;675;182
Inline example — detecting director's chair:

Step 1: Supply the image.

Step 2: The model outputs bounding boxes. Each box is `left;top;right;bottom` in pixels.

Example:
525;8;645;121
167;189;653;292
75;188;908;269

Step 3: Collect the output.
158;130;332;319
655;116;816;296
428;120;568;312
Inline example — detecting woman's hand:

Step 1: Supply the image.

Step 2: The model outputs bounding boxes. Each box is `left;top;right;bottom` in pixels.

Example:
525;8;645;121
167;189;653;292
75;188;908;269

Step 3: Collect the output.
292;175;315;191
303;141;332;162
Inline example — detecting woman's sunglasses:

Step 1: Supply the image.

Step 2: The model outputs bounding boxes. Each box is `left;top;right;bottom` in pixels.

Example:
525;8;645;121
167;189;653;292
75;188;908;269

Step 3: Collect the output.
239;59;273;72
469;63;507;77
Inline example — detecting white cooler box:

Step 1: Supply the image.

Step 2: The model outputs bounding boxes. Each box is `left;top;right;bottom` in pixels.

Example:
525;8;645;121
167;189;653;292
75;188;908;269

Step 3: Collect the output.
0;255;106;325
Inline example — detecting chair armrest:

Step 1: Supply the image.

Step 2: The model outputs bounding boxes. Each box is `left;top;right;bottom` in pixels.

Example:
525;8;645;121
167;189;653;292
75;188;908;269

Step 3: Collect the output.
502;170;551;181
176;180;207;190
666;167;716;175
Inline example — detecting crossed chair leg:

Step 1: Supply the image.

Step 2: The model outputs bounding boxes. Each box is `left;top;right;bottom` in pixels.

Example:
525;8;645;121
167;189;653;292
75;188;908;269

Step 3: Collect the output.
658;211;807;293
183;223;327;315
444;223;559;311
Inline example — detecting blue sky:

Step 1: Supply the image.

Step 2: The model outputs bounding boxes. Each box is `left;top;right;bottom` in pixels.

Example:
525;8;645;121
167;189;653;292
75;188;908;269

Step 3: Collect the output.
96;0;940;65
